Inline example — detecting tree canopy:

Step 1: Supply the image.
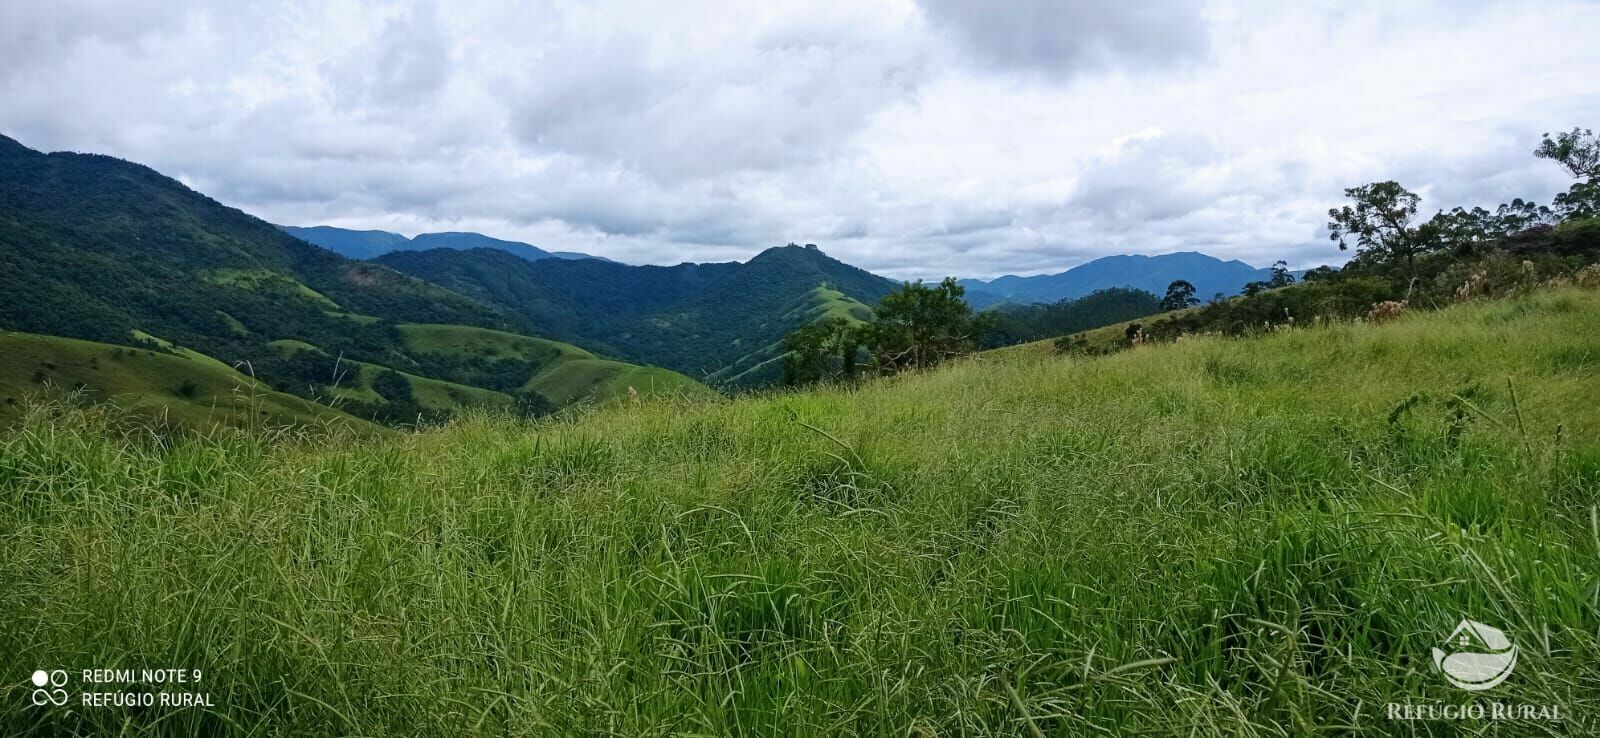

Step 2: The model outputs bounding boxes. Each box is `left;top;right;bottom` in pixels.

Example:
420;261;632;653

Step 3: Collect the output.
1160;280;1199;311
1536;127;1600;182
1327;181;1433;274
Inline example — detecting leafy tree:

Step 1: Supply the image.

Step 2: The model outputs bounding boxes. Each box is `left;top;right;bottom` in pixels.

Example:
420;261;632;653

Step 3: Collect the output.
869;278;989;373
1268;260;1296;287
1327;181;1435;274
782;318;866;385
1535;127;1600;183
1159;280;1199;311
1535;128;1600;223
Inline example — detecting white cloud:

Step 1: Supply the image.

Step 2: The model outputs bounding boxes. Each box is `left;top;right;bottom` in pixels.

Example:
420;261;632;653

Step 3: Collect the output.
2;0;1597;279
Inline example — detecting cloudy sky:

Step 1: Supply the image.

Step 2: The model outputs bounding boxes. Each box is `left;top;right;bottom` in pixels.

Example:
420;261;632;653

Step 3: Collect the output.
3;0;1597;279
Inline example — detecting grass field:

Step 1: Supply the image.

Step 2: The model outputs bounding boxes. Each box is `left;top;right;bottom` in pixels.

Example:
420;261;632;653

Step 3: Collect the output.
3;288;1598;735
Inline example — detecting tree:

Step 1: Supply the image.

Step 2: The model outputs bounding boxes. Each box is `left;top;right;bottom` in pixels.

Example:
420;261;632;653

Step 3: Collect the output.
1327;181;1435;274
869;278;988;372
1535;128;1600;183
782;317;865;385
1159;280;1198;311
1268;260;1296;287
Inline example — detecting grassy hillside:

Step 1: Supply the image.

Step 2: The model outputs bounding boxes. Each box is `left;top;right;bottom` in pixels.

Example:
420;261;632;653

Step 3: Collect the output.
251;325;708;422
710;285;876;387
397;323;713;404
4;287;1598;735
0;331;374;432
376;244;898;381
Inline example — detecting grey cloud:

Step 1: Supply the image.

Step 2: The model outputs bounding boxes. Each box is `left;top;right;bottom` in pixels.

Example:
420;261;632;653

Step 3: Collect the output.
503;17;928;181
327;4;453;110
915;0;1209;77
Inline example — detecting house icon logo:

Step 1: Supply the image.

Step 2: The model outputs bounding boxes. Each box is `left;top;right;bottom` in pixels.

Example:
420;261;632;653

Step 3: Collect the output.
1431;619;1517;691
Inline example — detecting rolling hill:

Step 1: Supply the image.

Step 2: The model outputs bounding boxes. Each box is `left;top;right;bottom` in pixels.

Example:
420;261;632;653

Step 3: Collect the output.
0;330;376;432
282;225;605;262
960;251;1289;307
376;243;899;385
0;133;705;426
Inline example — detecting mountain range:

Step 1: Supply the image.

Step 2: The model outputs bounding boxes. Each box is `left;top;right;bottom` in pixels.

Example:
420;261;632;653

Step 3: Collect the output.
0;133;704;428
960;252;1286;308
280;225;606;262
0;131;1303;428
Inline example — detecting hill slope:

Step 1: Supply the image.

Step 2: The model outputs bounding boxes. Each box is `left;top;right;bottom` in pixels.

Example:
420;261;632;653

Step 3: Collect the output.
377;243;899;383
5;286;1596;734
0;331;376;432
0;134;705;425
960;251;1282;307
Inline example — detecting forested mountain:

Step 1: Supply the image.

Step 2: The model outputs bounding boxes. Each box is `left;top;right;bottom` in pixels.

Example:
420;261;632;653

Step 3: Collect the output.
282;225;604;262
960;252;1287;307
377;243;898;383
0;134;704;426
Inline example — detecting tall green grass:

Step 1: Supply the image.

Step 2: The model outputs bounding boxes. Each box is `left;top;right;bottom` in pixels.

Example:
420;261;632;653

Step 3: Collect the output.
3;289;1599;735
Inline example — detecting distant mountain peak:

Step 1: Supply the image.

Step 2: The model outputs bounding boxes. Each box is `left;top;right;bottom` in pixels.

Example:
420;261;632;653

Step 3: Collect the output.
960;251;1280;308
281;224;606;263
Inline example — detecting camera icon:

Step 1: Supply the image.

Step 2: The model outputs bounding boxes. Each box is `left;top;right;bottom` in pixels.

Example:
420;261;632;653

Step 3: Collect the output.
29;670;68;707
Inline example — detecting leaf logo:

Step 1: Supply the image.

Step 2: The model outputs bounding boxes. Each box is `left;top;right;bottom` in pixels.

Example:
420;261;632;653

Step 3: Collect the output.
1431;619;1517;691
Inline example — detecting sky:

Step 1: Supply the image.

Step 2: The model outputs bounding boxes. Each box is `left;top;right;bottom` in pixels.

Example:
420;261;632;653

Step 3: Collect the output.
2;0;1597;280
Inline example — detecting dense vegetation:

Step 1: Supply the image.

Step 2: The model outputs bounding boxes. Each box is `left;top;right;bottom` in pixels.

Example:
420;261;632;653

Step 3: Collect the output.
978;287;1163;349
377;243;898;383
782;278;992;385
5;285;1598;735
0;135;703;426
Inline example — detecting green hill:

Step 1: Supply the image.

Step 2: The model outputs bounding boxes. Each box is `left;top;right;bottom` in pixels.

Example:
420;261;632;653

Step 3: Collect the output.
0;134;710;425
709;285;877;386
376;243;898;384
252;324;709;422
6;286;1598;734
396;323;714;405
0;331;374;432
